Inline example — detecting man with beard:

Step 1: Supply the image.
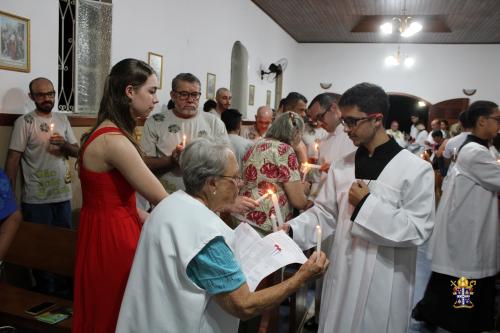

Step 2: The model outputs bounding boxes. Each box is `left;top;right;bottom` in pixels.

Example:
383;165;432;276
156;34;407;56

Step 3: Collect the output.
209;87;232;118
141;73;258;214
284;83;435;333
5;77;78;229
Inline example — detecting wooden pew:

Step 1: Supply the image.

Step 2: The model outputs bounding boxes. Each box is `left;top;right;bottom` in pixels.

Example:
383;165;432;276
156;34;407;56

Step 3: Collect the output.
0;221;76;332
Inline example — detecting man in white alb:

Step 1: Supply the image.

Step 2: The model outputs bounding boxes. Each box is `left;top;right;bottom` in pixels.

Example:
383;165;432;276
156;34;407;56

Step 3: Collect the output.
284;83;435;333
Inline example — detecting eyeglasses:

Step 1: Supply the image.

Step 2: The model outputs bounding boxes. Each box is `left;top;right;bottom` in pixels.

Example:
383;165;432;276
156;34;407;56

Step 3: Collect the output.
174;90;202;100
340;113;382;128
32;91;56;99
313;106;332;124
487;116;500;124
218;175;244;185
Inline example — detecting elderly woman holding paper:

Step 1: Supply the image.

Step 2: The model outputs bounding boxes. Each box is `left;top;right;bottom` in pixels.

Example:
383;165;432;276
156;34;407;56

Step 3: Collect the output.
238;111;311;234
116;137;328;333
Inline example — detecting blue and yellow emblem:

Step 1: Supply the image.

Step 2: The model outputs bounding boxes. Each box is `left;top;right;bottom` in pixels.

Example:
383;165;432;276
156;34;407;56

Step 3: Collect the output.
451;276;475;309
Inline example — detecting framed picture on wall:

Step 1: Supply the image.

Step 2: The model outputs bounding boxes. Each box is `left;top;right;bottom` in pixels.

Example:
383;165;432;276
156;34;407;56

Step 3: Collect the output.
266;90;272;107
249;85;255;106
148;52;163;89
0;10;30;72
206;73;216;99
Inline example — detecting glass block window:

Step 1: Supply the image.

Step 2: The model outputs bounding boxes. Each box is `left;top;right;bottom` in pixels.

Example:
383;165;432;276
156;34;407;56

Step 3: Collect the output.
75;0;112;114
58;0;76;112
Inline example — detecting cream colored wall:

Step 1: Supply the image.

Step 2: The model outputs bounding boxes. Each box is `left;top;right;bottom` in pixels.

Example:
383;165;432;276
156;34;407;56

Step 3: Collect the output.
0;125;90;212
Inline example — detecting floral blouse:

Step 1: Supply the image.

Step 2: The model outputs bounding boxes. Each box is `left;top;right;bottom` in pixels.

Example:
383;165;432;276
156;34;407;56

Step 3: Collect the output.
239;138;300;233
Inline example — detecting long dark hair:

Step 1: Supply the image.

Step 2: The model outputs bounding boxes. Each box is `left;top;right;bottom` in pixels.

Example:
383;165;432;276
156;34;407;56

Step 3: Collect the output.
80;58;155;156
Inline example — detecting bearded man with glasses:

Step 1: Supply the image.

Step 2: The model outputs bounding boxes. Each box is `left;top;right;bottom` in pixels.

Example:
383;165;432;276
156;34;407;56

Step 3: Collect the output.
141;73;258;214
283;82;435;333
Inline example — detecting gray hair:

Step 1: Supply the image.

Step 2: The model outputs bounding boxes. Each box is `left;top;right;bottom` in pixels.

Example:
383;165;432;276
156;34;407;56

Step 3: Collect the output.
171;73;201;91
265;111;304;145
180;137;234;195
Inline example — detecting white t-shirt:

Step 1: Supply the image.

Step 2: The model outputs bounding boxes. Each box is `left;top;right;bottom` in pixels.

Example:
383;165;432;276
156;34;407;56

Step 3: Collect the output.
9;111;77;204
302;125;328;158
228;134;253;170
141;110;228;192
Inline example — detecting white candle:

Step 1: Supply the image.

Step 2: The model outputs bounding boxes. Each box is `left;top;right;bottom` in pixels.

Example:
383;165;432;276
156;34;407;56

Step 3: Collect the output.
255;192;270;203
453;147;458;160
182;134;187;147
301;165;310;182
313;141;319;159
49;122;54;136
268;190;284;228
316;224;322;262
270;214;278;232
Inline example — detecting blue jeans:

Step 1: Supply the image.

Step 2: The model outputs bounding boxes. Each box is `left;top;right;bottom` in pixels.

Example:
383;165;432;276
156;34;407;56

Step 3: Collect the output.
21;200;72;229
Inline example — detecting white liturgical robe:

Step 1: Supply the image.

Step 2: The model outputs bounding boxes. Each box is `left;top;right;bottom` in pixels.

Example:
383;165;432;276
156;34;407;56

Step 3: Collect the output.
288;149;435;333
429;140;500;279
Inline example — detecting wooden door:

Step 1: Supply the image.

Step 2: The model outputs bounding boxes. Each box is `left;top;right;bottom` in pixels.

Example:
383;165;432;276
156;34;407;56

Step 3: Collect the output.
428;98;469;127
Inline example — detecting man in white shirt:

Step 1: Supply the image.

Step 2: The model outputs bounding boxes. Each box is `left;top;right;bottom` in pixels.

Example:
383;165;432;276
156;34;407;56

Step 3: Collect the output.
413;101;500;333
221;108;253;168
386;120;407;148
240;106;272;141
209;87;231;118
285;83;435;333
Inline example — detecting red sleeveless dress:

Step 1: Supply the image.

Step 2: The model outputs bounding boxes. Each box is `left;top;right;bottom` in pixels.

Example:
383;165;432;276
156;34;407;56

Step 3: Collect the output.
73;127;141;333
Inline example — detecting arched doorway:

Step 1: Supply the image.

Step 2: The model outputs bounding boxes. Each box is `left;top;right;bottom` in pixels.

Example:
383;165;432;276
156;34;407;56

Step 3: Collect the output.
387;93;430;134
230;41;249;118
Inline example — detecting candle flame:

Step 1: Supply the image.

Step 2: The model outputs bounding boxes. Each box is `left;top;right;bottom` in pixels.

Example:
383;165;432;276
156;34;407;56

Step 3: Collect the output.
267;189;274;195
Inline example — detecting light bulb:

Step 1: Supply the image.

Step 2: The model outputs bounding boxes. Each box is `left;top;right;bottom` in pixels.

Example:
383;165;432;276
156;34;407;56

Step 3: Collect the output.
401;21;422;37
385;55;399;66
404;57;415;67
380;22;393;34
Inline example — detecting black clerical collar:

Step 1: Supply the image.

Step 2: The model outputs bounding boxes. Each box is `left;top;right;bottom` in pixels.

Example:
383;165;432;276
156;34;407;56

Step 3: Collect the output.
355;137;402;180
460;134;489;150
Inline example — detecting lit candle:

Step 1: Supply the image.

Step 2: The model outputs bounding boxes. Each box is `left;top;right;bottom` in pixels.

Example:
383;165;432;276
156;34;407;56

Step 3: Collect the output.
313;140;319;159
302;163;310;182
316;224;322;262
452;147;458;161
182;134;187;147
270;214;278;232
255;192;270;203
49;122;54;136
268;190;284;228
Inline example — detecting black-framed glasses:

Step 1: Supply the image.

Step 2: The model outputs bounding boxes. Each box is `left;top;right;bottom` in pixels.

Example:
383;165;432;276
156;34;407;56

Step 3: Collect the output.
174;90;202;100
314;106;331;123
32;91;56;99
340;113;382;128
218;175;244;185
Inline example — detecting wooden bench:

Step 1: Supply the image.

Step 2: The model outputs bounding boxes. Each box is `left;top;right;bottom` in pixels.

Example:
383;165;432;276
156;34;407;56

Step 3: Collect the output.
0;221;76;332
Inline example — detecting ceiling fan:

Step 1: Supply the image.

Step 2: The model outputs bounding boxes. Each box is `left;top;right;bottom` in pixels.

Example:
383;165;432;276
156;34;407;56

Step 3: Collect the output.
260;58;288;82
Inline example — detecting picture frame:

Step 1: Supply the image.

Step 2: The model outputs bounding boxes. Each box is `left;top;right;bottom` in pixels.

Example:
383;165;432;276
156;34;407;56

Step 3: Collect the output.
249;84;255;106
266;90;272;107
206;73;216;99
148;52;163;89
0;10;30;72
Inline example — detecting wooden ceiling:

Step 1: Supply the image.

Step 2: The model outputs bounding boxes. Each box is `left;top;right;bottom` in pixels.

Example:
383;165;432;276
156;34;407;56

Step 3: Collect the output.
251;0;500;43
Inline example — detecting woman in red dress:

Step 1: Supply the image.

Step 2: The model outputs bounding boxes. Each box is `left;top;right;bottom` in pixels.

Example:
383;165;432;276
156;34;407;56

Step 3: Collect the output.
73;59;168;332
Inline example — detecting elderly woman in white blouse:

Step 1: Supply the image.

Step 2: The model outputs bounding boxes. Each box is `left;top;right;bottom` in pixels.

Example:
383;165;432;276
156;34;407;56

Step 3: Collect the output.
116;137;328;333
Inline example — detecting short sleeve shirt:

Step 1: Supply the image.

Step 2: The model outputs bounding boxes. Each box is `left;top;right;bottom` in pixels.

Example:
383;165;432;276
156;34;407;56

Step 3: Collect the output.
8;111;77;204
0;169;17;221
140;109;228;193
239;138;300;233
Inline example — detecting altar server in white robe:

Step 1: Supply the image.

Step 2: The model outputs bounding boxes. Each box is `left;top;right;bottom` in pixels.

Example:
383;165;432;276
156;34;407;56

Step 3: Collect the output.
116;137;329;333
413;101;500;333
284;82;435;333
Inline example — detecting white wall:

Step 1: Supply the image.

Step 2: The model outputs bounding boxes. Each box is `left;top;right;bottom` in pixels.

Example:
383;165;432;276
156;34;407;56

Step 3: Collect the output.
111;0;298;119
2;1;500;117
291;43;500;104
0;0;58;114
